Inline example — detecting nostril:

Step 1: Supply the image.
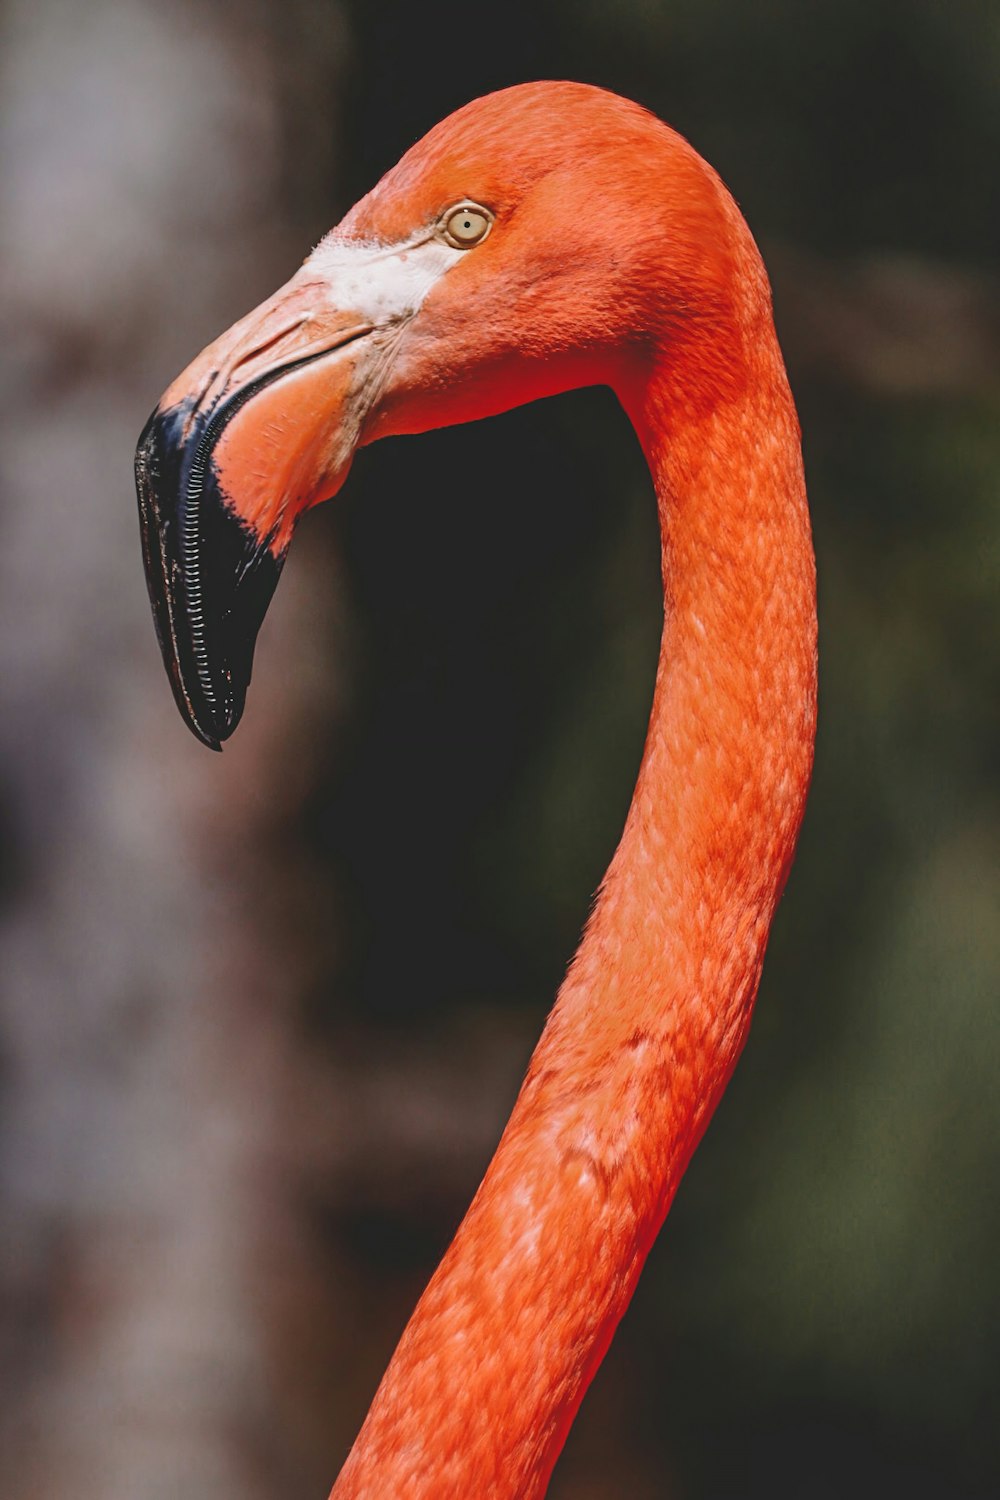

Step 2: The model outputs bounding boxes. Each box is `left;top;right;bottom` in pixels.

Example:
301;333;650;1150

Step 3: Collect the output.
229;316;310;383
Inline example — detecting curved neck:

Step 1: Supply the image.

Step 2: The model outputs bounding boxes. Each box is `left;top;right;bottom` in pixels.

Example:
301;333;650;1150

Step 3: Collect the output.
331;326;817;1500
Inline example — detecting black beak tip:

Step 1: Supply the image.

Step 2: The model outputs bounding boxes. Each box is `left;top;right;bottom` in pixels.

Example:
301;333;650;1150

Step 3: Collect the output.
196;723;224;753
135;401;286;751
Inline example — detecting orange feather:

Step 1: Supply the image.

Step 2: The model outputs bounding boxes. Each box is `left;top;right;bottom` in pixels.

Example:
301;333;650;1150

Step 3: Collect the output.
329;84;817;1499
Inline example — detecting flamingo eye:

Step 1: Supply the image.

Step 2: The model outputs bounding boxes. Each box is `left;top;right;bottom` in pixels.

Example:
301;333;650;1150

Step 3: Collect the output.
440;203;492;248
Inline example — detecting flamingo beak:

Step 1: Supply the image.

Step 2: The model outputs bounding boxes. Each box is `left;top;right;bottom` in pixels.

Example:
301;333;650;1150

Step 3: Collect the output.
135;271;374;748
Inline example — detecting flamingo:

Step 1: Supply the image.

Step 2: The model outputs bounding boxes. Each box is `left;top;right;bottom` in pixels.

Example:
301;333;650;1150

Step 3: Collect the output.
135;82;816;1500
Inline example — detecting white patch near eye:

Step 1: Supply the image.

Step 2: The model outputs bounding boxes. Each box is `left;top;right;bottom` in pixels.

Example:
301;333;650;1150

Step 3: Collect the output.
305;234;465;326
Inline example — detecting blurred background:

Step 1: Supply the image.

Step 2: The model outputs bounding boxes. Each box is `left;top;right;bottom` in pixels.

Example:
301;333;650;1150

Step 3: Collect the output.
0;1;997;1496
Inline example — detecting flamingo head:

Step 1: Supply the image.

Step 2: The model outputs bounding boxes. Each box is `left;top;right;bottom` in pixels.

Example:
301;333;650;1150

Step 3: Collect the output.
136;81;742;747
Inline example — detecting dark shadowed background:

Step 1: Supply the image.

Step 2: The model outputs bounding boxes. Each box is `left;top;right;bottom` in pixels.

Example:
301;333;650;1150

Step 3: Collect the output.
1;2;997;1496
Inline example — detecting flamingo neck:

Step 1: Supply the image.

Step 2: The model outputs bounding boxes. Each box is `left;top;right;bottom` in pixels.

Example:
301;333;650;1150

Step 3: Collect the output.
331;326;817;1500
